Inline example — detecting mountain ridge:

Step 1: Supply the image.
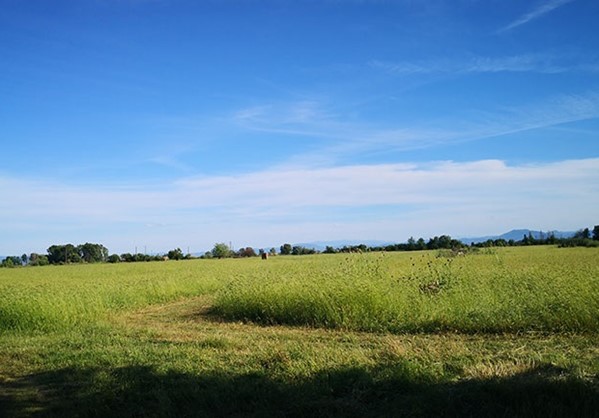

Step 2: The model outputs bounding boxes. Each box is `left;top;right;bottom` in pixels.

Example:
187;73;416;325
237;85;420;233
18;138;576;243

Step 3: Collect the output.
289;229;578;250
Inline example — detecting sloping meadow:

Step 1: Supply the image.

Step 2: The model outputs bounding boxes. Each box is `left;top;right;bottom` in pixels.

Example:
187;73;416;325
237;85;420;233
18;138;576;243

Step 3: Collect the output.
214;247;599;333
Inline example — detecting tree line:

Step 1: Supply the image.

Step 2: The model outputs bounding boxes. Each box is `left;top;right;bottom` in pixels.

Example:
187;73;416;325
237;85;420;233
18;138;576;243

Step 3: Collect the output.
0;243;185;268
2;226;597;268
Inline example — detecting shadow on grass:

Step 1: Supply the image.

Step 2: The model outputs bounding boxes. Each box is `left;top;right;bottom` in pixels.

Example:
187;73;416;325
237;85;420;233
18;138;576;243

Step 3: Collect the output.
0;362;597;417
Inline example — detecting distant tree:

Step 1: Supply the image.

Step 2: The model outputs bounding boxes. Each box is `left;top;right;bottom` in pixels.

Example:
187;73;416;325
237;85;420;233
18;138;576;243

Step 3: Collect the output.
545;233;557;245
237;247;257;257
212;243;232;259
79;243;108;263
107;254;121;263
28;253;49;266
406;237;416;251
120;253;134;262
29;253;39;265
593;225;599;241
133;253;148;262
21;254;28;265
167;248;184;260
268;248;277;256
291;245;316;255
1;256;24;267
1;257;14;268
426;236;439;250
280;243;292;255
47;244;80;264
573;228;591;240
323;246;337;254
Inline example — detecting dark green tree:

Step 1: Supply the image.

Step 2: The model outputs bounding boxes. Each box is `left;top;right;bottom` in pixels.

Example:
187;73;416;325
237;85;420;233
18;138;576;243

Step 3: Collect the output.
406;237;416;250
593;225;599;241
47;244;80;264
167;248;184;260
79;243;108;263
280;243;292;255
237;247;257;257
107;254;121;263
1;256;22;267
291;245;316;255
120;253;134;262
1;258;14;268
29;253;49;266
323;246;337;254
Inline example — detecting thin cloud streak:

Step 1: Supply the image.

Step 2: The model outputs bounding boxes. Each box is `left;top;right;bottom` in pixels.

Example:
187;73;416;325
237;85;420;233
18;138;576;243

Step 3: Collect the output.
370;54;597;75
498;0;575;33
232;92;599;165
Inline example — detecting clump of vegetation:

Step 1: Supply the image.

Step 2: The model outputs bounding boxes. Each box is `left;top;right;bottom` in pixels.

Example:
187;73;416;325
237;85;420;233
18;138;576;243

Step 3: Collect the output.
416;256;458;295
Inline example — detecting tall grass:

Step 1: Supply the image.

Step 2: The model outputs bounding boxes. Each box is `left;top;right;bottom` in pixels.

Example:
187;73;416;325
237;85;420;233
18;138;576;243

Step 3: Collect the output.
214;247;599;333
2;247;597;334
0;261;224;333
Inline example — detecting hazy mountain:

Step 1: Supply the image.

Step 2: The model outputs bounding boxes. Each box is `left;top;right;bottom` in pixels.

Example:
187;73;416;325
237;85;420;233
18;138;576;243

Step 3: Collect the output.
459;229;576;245
295;230;579;250
291;240;395;251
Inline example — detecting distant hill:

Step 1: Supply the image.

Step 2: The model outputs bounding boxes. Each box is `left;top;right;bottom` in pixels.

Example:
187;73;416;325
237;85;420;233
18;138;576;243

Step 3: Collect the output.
294;230;578;250
459;229;576;245
291;240;395;251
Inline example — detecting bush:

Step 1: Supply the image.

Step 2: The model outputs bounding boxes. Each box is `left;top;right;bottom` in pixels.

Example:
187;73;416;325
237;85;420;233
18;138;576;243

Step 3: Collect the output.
107;254;121;263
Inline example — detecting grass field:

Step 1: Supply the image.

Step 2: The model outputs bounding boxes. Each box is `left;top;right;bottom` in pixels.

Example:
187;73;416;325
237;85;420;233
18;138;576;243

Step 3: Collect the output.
0;246;598;417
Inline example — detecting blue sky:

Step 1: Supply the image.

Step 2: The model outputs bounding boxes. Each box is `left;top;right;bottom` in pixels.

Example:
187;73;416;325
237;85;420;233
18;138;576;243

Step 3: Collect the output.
1;0;598;255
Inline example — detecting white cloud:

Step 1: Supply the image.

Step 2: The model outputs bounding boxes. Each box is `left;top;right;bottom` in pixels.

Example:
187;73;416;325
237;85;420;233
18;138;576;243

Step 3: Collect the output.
1;158;598;253
499;0;575;33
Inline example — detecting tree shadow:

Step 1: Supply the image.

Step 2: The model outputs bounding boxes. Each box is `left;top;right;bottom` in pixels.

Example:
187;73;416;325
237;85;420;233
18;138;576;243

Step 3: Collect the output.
0;362;597;417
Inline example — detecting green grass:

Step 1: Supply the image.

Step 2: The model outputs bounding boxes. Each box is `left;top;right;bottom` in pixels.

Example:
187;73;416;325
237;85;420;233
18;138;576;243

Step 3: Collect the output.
0;246;598;417
0;261;223;332
214;247;599;333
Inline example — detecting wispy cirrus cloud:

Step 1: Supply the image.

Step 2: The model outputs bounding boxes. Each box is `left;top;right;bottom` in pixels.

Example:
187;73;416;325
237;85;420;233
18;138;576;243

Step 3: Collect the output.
498;0;575;33
370;53;596;76
231;91;599;166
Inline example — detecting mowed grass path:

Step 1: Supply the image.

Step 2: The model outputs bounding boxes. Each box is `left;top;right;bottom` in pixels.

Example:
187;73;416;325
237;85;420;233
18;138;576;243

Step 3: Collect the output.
0;246;598;417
